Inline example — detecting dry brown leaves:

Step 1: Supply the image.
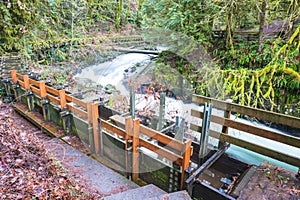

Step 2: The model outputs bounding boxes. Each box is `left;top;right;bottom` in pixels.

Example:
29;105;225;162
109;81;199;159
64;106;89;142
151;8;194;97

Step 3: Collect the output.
0;103;100;199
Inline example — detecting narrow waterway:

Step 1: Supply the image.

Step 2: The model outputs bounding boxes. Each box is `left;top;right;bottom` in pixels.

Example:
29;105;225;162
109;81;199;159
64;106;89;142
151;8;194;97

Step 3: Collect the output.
75;53;300;172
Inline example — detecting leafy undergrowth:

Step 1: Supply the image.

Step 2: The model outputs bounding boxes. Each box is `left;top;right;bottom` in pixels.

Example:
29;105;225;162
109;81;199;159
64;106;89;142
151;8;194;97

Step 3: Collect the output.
0;102;101;199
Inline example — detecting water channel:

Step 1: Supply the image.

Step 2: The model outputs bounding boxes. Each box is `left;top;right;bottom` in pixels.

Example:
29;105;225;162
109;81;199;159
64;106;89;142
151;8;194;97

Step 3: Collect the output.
75;53;300;172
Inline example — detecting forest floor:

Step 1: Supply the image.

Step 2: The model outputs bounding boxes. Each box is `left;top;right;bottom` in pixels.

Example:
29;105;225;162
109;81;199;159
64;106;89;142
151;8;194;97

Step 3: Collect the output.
0;100;103;199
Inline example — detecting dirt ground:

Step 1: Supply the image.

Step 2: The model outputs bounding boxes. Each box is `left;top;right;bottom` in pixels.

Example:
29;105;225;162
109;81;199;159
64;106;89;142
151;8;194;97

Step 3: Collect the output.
0;101;102;199
238;162;300;200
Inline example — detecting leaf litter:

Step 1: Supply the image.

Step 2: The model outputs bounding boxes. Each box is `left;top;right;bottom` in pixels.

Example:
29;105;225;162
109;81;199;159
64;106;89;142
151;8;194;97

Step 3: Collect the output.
0;102;102;199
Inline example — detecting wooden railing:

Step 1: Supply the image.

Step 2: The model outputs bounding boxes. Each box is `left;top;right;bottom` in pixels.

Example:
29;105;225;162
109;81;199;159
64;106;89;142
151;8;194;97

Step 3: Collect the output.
191;94;300;167
10;70;193;190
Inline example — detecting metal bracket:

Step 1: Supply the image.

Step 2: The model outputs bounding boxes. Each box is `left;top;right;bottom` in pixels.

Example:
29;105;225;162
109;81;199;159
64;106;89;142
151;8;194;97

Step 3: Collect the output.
40;98;49;105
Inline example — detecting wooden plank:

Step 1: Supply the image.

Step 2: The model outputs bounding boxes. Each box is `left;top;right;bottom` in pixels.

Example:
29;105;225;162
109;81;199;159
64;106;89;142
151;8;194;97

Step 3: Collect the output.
132;119;140;181
67;104;88;119
39;82;46;98
30;86;40;95
17;80;25;88
189;123;221;139
192;94;300;129
139;138;183;166
13;102;64;138
191;110;300;149
219;134;300;167
140;125;186;152
23;75;30;89
110;115;186;151
65;94;88;109
46;94;60;105
29;79;40;87
59;90;66;109
101;120;126;138
11;70;17;83
16;73;23;80
45;85;59;96
92;102;99;154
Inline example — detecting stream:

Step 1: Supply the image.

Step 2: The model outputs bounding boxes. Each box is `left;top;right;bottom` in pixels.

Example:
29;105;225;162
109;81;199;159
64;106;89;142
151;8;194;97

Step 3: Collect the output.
75;53;299;172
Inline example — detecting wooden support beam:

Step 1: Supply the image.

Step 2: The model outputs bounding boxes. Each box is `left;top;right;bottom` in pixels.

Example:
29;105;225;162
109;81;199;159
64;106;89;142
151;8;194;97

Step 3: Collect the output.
11;70;17;83
92;102;100;154
59;90;67;109
23;75;30;90
132;118;140;182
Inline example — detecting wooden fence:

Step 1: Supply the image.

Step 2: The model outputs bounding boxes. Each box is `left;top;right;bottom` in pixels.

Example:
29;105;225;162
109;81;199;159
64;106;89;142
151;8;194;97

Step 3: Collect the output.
9;70;193;190
190;94;300;167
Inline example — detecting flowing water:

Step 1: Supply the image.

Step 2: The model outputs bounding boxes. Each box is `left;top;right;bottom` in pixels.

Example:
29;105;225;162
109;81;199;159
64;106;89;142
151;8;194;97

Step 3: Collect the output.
75;53;300;172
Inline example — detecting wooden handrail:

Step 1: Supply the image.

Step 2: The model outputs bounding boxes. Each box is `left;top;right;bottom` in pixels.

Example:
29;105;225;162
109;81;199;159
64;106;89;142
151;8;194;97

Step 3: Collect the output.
193;94;300;129
65;94;88;109
101;119;126;138
139;138;183;166
191;109;300;149
45;85;59;96
16;73;24;80
140;124;186;152
46;94;60;105
29;79;40;87
67;104;88;119
219;133;300;167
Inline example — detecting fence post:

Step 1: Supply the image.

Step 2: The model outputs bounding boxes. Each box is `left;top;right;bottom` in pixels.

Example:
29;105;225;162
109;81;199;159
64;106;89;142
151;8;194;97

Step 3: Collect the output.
40;81;50;121
125;116;133;178
219;100;231;148
180;139;192;190
132;118;140;182
59;90;70;133
24;75;34;111
11;70;17;83
157;92;166;131
87;102;95;151
10;70;19;100
130;85;135;119
92;102;100;154
199;103;212;164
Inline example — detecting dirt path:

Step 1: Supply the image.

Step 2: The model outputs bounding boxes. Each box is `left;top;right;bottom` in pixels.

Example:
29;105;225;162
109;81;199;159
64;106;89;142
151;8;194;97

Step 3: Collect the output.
0;101;103;199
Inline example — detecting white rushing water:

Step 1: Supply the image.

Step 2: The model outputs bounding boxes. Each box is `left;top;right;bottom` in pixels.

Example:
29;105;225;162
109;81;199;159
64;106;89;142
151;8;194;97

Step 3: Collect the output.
74;53;151;94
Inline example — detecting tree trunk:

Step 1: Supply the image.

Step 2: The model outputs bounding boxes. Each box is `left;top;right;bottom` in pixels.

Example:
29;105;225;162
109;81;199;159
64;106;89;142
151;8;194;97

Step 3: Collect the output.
258;1;267;53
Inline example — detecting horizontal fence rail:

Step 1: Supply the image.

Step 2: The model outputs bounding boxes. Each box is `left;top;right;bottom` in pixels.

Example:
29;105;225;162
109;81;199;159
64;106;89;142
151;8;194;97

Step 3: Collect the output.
192;94;300;167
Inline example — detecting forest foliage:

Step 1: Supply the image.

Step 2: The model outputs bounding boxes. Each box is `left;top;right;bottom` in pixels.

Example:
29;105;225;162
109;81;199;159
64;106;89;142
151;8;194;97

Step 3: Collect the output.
0;0;299;116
